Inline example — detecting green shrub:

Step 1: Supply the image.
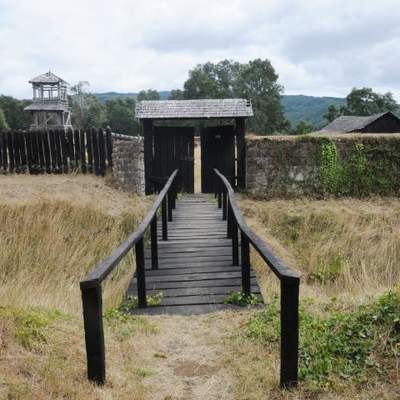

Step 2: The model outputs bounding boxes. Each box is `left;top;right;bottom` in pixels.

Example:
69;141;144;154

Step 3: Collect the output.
224;291;261;306
244;291;400;389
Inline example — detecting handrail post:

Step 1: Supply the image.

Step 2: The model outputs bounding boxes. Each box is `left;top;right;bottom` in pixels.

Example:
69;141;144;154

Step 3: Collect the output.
240;231;251;296
151;216;158;270
217;186;222;209
81;284;105;384
135;238;147;308
232;219;239;266
172;184;176;209
167;191;173;222
222;189;227;220
280;277;299;388
227;199;233;238
162;197;168;240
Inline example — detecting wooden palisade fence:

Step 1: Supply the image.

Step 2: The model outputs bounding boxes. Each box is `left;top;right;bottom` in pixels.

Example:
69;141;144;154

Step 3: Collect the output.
214;168;300;388
0;127;114;175
80;170;179;384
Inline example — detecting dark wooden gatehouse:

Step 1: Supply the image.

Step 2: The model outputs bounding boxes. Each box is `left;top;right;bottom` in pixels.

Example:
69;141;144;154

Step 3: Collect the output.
135;99;253;194
321;111;400;133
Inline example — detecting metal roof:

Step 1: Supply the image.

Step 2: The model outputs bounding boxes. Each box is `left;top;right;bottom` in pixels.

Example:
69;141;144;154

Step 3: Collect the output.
24;102;69;112
29;71;67;85
135;99;253;119
321;112;395;133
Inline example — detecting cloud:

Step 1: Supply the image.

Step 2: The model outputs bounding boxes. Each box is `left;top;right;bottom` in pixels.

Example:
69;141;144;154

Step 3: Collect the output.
0;0;399;100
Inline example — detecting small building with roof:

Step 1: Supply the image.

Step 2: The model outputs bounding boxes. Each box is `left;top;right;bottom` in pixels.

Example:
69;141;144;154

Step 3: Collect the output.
320;111;400;134
24;71;72;130
135;99;253;194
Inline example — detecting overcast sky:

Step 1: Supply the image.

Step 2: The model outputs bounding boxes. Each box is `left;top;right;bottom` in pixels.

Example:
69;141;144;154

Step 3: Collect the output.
0;0;399;100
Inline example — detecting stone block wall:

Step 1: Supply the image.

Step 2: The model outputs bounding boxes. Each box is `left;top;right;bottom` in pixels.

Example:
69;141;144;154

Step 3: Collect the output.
246;134;400;198
112;137;145;194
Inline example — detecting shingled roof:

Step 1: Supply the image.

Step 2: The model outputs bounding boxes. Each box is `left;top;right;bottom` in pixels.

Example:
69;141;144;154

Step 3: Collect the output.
135;99;253;119
321;112;394;133
29;71;67;85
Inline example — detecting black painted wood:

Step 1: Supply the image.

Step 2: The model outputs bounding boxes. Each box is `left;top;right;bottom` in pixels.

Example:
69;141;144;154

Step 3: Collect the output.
215;168;300;388
128;194;262;315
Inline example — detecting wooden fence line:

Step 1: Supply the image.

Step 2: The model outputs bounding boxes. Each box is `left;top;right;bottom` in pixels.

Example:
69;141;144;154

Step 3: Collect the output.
0;127;113;176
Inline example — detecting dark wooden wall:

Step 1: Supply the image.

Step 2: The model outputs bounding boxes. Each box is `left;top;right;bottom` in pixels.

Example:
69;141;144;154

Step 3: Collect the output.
143;120;194;194
142;117;247;194
201;125;235;193
0;128;113;175
361;113;400;133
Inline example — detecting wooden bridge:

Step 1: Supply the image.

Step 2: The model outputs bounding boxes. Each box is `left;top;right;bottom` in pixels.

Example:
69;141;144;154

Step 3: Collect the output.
80;169;300;389
128;193;260;315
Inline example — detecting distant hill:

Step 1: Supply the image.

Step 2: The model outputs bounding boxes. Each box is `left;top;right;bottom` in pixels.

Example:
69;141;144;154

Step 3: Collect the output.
282;95;346;128
94;91;171;102
93;91;346;128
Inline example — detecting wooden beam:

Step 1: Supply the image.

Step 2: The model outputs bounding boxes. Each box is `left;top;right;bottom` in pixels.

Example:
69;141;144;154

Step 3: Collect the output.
143;119;153;195
236;118;246;190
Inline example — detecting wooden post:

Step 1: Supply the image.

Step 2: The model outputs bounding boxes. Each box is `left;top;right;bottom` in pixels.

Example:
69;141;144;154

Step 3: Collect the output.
74;129;81;170
92;128;100;176
280;277;299;388
151;217;158;270
135;238;147;308
98;128;106;176
168;191;173;222
143;120;153;195
81;284;105;384
240;231;251;296
232;220;239;266
227;199;233;238
222;190;227;220
87;129;93;173
217;189;222;209
42;131;51;173
80;130;87;173
162;197;168;241
236;118;246;190
105;127;113;169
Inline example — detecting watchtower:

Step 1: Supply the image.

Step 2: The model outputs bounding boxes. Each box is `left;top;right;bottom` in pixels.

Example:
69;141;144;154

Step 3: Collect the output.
24;71;72;130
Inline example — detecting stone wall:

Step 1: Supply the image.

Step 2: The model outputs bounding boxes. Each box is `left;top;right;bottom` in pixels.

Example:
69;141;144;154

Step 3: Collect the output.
246;134;400;198
112;137;144;194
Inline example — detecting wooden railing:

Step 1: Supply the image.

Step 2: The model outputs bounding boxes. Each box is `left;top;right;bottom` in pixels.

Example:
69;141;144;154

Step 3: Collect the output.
214;168;300;388
0;127;113;175
80;169;179;384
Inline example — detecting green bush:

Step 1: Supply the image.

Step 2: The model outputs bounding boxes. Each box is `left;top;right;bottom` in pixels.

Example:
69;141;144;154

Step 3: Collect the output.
244;291;400;389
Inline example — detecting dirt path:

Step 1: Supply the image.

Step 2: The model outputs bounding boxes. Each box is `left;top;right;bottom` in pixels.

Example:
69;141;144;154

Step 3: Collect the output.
134;310;248;400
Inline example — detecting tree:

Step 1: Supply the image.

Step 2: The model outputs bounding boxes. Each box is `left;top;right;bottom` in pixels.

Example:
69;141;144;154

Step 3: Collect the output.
168;89;185;100
0;95;31;130
295;120;314;135
69;82;106;129
345;87;398;116
105;98;139;135
235;59;289;134
137;90;160;101
0;108;9;130
323;105;342;123
183;60;240;99
175;59;289;134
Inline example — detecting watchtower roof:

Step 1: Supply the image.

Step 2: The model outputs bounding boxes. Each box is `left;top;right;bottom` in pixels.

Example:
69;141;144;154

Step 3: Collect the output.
136;99;253;119
29;71;67;85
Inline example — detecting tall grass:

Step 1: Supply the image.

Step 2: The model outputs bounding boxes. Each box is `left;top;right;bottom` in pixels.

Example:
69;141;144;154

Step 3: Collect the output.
239;197;400;298
0;199;148;314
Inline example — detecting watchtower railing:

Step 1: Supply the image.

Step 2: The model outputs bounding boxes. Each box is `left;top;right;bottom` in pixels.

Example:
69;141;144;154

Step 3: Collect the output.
214;168;300;388
80;169;179;384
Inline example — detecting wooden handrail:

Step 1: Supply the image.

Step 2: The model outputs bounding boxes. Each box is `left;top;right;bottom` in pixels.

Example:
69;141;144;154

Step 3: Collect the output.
214;168;300;388
80;169;179;384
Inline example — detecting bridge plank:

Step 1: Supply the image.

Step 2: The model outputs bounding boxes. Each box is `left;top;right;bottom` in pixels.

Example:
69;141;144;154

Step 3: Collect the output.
128;194;262;315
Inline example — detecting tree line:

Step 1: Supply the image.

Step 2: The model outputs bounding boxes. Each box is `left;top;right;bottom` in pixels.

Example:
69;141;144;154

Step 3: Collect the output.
1;59;399;135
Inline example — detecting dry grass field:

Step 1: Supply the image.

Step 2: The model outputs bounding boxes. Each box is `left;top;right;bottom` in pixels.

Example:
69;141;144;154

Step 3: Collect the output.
0;174;399;399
